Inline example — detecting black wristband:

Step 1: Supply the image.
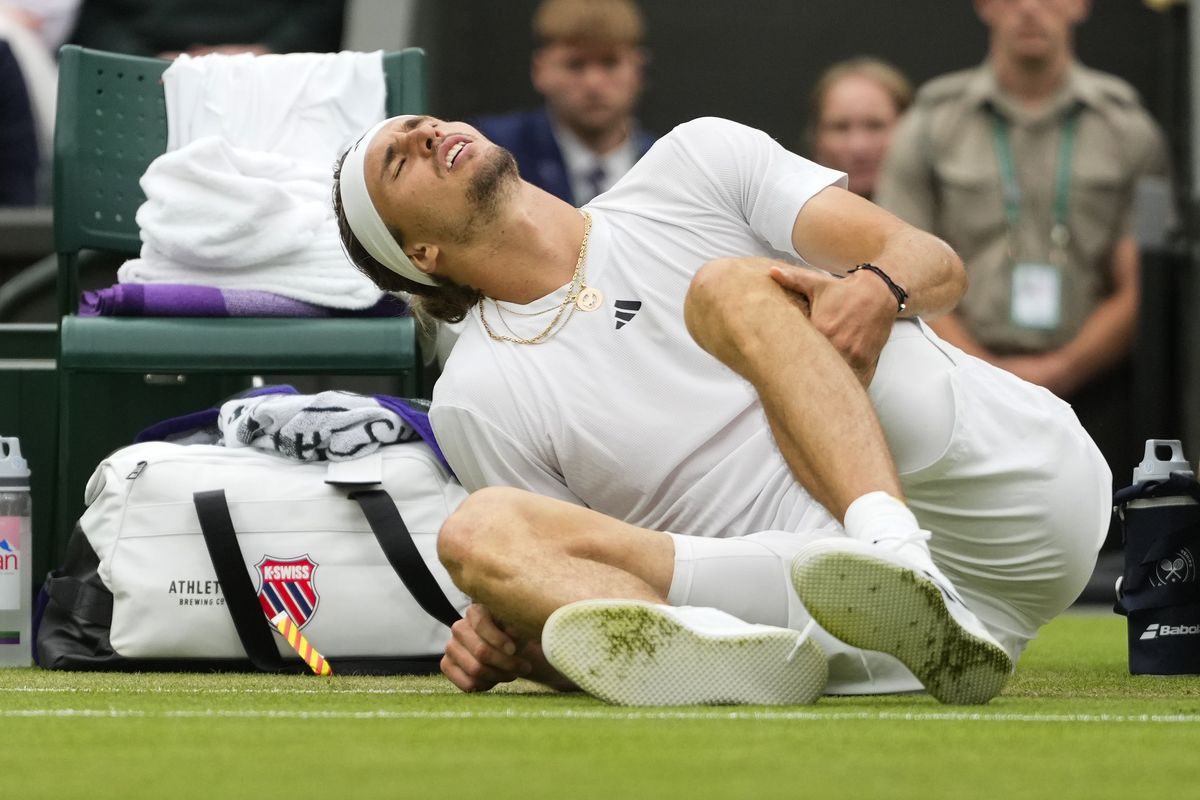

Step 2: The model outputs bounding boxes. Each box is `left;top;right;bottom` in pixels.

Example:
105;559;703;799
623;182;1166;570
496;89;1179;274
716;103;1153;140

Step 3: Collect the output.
847;263;908;313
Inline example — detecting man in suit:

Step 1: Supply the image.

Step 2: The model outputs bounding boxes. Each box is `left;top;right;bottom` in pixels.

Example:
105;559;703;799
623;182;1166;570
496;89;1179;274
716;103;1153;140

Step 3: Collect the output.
473;0;654;206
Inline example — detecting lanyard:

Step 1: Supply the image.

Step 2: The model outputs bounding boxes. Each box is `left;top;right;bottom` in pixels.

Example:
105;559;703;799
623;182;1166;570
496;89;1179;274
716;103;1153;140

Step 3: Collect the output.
990;104;1079;249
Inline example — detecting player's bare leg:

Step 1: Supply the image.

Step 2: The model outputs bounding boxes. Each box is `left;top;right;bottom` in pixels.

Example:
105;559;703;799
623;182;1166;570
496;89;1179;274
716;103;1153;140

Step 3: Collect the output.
438;487;827;705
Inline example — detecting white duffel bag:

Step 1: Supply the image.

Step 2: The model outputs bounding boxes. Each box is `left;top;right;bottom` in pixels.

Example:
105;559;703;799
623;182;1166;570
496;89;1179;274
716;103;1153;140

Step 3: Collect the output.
36;440;470;674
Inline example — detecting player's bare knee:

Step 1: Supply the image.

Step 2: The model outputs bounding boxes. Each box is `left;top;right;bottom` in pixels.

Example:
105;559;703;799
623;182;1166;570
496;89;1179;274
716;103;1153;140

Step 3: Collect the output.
437;489;504;578
684;260;734;352
685;258;773;361
438;487;533;592
686;257;741;321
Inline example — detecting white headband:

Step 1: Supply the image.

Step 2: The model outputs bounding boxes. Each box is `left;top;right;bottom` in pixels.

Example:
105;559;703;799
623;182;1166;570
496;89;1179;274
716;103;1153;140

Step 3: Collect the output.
339;116;438;287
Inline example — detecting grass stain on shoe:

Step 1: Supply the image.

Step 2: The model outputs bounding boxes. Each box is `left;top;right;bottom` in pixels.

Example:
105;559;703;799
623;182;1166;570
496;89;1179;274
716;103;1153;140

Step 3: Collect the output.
595;607;679;664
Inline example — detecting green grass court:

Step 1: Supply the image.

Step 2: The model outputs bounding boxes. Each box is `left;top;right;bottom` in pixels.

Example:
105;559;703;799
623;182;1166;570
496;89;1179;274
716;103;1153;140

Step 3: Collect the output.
2;608;1197;799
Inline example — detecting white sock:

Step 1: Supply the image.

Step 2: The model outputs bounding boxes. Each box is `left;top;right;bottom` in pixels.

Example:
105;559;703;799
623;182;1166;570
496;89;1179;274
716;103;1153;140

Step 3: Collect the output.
843;491;922;544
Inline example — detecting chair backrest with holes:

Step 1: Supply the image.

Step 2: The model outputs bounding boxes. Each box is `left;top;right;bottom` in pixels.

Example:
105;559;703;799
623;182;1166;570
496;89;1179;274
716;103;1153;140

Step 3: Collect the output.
53;46;167;314
52;45;426;315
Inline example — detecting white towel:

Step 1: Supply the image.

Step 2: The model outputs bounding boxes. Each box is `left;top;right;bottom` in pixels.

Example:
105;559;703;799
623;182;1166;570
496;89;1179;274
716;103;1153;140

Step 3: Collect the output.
120;137;381;307
163;51;385;160
119;51;389;309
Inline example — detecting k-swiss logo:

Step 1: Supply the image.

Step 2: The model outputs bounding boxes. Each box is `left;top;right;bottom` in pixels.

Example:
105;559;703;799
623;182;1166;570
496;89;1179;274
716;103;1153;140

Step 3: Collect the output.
1150;548;1196;588
256;555;320;628
614;299;642;329
1141;622;1200;640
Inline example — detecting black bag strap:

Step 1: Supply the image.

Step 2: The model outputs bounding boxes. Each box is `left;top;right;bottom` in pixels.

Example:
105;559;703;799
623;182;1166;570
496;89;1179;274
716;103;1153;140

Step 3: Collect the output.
1114;473;1200;507
350;488;462;629
193;490;286;672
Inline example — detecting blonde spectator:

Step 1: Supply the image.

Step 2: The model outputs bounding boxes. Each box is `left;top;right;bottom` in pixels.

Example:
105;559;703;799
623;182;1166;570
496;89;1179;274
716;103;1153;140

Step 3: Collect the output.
807;58;912;199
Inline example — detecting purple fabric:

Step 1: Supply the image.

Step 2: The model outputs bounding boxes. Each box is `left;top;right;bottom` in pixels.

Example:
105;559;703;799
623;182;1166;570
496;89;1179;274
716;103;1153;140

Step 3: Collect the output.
80;283;408;318
373;395;447;468
133;385;299;444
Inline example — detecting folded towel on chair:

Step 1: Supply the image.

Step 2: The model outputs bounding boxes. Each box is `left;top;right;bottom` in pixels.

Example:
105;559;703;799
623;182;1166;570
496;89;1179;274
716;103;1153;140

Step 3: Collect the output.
81;283;408;318
117;51;389;310
163;50;385;160
119;136;383;308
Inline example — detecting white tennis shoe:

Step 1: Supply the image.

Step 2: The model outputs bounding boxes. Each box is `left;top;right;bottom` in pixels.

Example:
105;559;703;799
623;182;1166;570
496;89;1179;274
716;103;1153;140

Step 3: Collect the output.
790;536;1012;705
542;599;828;706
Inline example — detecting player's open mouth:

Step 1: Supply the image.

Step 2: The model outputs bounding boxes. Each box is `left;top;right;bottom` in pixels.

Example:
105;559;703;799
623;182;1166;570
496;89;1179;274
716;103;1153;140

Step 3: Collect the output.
444;140;467;170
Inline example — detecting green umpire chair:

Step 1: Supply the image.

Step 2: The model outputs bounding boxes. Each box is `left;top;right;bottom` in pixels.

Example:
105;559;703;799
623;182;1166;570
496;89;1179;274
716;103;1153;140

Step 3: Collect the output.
51;45;428;571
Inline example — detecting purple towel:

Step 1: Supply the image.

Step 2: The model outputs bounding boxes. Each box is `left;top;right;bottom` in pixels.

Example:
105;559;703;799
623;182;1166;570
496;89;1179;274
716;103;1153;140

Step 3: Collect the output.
80;283;408;318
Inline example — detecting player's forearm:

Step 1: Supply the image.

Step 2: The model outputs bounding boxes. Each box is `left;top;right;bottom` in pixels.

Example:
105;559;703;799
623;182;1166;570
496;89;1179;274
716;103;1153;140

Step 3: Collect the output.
871;225;967;320
791;187;966;320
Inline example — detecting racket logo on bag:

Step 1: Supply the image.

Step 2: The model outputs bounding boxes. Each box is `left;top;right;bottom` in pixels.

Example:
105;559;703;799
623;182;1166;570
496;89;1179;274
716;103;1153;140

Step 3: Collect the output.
1151;548;1195;588
255;555;321;628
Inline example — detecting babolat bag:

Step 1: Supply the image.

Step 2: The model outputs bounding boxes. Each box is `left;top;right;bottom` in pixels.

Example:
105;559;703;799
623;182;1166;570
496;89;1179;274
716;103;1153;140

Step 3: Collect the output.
1114;439;1200;676
35;439;470;674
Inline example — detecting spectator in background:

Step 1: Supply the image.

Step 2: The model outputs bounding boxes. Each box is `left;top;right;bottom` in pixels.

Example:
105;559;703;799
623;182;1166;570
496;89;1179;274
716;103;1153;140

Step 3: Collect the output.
875;0;1170;537
807;57;912;200
0;39;37;205
67;0;345;58
1;0;78;52
0;0;77;202
473;0;654;206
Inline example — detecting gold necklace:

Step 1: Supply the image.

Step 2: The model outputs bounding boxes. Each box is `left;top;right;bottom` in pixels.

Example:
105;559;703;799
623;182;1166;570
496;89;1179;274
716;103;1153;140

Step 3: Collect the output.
478;210;603;345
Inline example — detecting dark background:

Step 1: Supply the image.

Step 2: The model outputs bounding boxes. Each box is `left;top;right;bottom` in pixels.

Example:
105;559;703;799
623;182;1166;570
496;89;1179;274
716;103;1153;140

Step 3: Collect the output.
418;1;1182;161
413;0;1197;476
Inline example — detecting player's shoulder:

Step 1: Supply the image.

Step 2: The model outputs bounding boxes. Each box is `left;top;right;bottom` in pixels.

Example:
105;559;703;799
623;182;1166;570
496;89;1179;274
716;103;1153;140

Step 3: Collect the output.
664;116;769;144
430;320;501;406
650;117;777;166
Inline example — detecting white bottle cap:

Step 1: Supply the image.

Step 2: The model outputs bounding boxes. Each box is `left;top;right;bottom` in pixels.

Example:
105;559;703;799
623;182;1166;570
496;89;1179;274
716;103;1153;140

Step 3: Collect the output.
0;437;30;488
1132;439;1193;484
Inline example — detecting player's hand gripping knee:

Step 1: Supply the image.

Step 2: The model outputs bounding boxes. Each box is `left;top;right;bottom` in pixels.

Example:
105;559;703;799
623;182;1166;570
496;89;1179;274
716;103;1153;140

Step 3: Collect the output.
769;264;893;385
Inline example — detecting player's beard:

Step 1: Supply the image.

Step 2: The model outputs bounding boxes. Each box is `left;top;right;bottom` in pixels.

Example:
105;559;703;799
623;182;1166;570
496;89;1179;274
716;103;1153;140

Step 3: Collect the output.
469;146;518;206
441;146;519;247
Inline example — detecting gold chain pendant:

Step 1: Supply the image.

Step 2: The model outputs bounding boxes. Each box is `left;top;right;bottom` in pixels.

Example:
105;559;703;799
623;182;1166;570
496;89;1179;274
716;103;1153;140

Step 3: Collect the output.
479;210;598;344
575;286;603;312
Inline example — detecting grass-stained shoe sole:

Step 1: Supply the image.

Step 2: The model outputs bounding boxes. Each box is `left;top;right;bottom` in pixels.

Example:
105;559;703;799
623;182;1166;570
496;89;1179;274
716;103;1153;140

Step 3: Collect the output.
790;542;1012;705
542;600;828;706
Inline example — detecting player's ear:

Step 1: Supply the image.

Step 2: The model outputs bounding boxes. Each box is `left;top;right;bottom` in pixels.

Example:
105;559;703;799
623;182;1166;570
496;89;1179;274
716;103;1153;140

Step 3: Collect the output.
407;243;440;277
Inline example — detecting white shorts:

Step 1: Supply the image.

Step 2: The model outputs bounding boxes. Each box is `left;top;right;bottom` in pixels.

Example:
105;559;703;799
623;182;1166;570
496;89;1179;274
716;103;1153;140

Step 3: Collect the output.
666;320;1110;694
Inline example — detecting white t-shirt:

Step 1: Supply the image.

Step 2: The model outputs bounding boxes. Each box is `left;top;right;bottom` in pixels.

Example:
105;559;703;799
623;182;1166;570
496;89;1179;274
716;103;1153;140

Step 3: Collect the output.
430;117;846;538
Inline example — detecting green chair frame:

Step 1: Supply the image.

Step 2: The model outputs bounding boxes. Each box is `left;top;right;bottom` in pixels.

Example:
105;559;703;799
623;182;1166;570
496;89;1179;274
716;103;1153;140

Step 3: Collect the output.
50;45;428;568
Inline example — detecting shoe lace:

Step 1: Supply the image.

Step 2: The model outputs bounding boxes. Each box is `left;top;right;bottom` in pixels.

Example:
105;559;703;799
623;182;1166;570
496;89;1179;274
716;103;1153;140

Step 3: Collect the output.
870;529;931;549
786;619;819;663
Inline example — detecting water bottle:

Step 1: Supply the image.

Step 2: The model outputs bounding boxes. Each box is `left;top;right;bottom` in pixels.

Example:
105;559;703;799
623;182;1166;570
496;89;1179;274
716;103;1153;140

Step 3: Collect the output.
0;437;32;667
1115;439;1200;675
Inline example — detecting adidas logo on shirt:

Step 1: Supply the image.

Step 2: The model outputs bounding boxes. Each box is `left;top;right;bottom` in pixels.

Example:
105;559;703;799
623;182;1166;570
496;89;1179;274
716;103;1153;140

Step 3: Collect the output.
614;300;642;330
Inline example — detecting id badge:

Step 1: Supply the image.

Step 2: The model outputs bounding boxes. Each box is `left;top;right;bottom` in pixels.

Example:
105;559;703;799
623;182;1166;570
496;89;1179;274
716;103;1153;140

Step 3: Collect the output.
1010;262;1062;330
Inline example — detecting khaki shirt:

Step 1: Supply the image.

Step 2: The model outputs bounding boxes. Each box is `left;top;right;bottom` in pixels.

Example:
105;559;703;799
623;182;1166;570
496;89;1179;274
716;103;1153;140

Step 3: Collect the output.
876;62;1169;352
